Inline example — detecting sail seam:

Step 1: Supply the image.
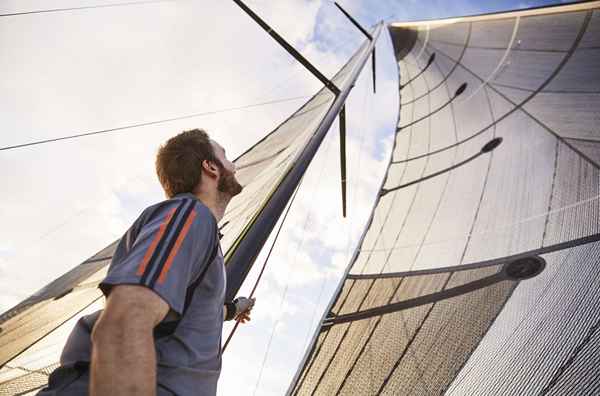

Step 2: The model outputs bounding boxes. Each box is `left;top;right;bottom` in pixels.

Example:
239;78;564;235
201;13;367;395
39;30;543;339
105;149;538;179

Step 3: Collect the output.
348;232;600;280
399;53;435;90
538;315;600;394
400;26;472;106
375;274;454;394
459;16;520;104
406;45;462;274
382;148;488;196
427;38;568;53
489;81;600;94
457;84;498;268
426;11;598;169
332;277;407;394
356;192;600;254
396;83;466;131
541;140;561;246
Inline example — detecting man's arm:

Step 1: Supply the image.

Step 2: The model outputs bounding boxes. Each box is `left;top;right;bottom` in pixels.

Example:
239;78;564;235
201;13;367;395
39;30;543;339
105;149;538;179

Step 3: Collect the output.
90;285;169;396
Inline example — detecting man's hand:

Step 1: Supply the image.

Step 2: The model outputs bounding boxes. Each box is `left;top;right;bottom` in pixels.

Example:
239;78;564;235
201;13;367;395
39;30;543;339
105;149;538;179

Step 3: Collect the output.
233;297;255;323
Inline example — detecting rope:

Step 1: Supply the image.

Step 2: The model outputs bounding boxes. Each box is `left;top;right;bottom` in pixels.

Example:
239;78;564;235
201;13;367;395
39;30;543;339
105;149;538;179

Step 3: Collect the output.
0;0;173;17
221;178;304;352
251;125;337;395
300;66;372;351
0;96;307;152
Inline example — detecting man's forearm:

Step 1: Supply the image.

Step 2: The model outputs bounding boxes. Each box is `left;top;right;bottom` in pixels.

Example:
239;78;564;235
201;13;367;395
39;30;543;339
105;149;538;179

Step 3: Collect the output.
91;317;157;396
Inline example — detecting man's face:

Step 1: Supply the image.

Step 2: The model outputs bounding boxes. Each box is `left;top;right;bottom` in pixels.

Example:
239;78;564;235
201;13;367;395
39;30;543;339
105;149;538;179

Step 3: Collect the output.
210;140;243;197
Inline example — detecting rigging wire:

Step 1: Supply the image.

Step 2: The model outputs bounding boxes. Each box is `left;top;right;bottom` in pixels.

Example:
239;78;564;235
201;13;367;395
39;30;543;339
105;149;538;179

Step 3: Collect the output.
299;75;370;354
1;31;362;153
221;177;304;352
1;34;363;259
2;2;367;153
299;67;373;354
0;172;147;268
251;125;337;396
0;0;173;17
0;96;307;152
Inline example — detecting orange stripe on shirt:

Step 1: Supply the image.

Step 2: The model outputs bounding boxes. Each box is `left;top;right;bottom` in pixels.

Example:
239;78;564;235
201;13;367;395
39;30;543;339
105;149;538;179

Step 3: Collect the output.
136;207;178;276
157;210;197;284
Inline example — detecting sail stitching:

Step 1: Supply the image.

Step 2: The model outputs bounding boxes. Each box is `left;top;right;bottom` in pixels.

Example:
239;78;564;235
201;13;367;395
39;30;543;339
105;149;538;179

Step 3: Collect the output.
356;192;600;254
459;16;521;104
401;44;463;275
426;11;598;169
349;232;600;280
400;26;471;107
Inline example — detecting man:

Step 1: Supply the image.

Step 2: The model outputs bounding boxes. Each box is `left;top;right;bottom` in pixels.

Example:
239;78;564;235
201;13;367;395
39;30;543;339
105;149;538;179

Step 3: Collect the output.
39;129;255;395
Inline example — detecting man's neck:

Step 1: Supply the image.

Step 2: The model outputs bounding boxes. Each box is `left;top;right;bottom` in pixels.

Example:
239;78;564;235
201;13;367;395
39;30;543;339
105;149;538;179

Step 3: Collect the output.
194;190;230;222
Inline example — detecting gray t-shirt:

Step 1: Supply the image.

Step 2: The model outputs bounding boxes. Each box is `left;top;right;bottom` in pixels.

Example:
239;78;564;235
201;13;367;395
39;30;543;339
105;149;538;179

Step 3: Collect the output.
60;193;226;395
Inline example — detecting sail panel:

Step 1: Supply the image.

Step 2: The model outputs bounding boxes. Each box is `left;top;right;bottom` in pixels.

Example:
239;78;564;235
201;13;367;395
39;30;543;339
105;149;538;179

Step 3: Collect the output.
292;264;516;395
0;301;103;396
446;243;600;395
291;2;600;394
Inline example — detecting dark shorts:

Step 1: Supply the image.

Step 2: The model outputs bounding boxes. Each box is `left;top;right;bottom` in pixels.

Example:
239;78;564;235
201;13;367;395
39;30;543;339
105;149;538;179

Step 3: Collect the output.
37;363;176;395
37;364;89;396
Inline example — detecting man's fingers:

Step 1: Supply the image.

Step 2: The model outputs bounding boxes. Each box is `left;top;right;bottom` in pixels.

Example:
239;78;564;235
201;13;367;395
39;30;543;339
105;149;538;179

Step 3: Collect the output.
236;311;252;323
233;296;256;323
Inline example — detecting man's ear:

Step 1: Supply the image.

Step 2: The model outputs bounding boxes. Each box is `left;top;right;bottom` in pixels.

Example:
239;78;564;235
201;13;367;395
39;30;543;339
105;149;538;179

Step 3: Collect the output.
202;160;219;179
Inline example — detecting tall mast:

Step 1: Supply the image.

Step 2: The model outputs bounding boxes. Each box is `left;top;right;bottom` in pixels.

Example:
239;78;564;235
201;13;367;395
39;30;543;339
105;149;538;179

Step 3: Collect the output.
225;1;382;301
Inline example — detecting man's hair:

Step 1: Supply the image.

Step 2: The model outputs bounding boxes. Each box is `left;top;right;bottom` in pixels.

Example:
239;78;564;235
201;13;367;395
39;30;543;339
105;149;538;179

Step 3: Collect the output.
156;129;221;198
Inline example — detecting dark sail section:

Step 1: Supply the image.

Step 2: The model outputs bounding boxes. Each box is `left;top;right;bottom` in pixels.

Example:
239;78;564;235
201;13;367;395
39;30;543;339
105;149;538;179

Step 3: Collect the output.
293;264;518;395
0;31;378;395
290;2;600;395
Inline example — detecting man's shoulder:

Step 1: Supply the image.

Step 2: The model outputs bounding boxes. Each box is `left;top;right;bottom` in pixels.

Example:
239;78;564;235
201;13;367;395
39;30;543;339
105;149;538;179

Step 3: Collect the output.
140;194;217;229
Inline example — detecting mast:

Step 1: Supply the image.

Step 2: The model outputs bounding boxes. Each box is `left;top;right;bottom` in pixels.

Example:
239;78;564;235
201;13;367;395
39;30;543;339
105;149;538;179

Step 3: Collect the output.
225;2;383;301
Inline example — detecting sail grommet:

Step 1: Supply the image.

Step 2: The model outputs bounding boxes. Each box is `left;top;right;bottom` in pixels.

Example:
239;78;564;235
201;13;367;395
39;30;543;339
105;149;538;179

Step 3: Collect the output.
481;137;503;153
503;256;546;280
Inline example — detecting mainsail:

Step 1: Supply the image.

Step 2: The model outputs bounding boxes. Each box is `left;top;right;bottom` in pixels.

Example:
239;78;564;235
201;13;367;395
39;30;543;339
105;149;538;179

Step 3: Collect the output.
290;1;600;395
0;13;380;395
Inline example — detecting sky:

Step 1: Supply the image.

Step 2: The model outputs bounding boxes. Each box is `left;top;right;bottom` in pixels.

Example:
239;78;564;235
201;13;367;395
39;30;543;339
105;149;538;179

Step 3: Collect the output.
0;0;571;394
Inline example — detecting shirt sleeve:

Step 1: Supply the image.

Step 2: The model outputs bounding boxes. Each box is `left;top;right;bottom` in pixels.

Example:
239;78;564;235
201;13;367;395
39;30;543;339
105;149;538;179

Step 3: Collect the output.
99;198;217;315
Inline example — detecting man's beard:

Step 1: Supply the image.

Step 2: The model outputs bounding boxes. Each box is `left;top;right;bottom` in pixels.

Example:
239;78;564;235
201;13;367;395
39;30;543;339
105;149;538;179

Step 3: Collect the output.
217;167;243;197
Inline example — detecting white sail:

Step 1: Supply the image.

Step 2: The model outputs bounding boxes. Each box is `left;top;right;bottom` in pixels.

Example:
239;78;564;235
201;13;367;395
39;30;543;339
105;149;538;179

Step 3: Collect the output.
291;2;600;394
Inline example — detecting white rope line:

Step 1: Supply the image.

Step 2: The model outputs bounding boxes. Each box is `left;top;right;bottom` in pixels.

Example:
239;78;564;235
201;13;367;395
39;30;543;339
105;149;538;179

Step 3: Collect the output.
414;24;431;65
252;126;336;396
459;16;521;104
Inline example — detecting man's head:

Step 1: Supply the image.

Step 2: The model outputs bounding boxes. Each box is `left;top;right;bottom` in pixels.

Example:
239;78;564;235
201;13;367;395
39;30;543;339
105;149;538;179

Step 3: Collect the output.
156;129;242;200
